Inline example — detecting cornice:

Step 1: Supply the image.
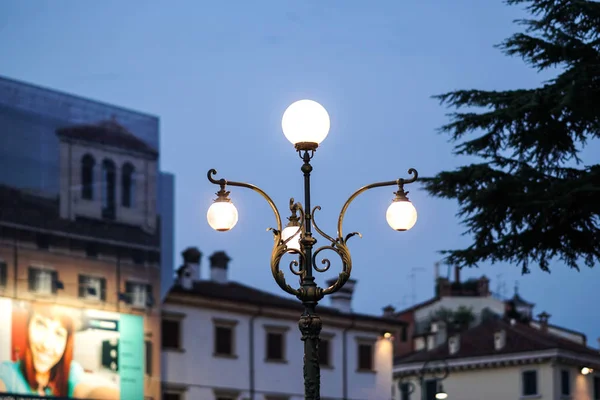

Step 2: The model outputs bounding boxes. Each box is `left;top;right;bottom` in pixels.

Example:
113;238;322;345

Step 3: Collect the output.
163;292;400;333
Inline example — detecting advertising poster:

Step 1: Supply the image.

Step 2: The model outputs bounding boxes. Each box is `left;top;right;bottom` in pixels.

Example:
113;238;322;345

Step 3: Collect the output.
0;298;144;400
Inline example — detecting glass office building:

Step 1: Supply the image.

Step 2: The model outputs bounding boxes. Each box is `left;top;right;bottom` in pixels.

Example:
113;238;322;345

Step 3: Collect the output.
0;75;175;299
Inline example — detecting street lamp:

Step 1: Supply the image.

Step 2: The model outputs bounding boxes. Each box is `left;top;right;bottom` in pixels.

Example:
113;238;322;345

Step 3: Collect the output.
207;99;419;399
399;359;449;400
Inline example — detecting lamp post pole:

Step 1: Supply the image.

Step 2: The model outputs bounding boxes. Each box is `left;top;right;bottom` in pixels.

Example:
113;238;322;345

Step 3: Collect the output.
207;100;420;400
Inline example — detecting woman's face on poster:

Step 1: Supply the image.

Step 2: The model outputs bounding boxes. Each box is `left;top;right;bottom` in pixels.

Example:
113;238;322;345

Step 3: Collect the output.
28;312;68;373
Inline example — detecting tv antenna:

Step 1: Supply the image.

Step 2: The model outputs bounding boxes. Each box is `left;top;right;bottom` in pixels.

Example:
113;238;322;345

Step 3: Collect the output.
408;267;426;305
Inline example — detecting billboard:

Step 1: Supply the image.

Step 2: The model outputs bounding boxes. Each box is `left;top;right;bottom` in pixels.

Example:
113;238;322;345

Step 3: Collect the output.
0;298;144;399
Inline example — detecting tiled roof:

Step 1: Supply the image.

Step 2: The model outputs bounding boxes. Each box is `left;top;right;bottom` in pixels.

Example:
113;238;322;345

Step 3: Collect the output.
511;293;535;306
56;120;158;157
0;184;159;248
394;296;441;315
394;318;600;365
167;280;406;326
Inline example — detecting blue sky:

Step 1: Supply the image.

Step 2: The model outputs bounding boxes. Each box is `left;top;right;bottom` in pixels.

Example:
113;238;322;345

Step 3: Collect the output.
1;1;598;343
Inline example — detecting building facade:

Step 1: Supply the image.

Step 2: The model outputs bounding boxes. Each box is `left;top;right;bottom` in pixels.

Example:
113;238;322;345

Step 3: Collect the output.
393;317;600;400
392;275;600;400
0;81;170;399
161;248;405;400
0;75;175;299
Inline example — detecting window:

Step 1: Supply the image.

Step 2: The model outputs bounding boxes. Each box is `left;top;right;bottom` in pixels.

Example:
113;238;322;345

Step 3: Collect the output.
101;159;116;219
125;281;152;308
399;382;411;400
28;267;57;294
132;249;146;265
401;326;408;342
78;275;106;301
214;389;240;399
85;242;98;258
357;342;374;371
81;154;95;200
0;260;7;288
213;319;237;357
121;162;135;208
266;332;285;362
522;370;538;396
162;393;181;400
264;325;289;362
593;376;600;400
145;340;152;375
162;319;182;350
319;338;331;367
561;369;571;396
36;233;50;250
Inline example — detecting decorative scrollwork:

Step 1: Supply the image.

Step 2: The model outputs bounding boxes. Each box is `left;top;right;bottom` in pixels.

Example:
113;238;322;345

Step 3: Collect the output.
207;168;225;185
286;248;304;276
321;239;353;296
207;167;419;303
401;168;418;185
312;245;339;273
345;231;362;243
270;237;302;296
311;206;337;244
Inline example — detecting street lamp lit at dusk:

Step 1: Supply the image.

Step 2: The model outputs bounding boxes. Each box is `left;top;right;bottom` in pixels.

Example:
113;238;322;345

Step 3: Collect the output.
207;99;419;399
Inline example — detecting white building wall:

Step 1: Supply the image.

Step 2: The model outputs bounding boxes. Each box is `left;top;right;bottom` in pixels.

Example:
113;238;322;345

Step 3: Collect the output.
162;303;393;400
394;363;556;400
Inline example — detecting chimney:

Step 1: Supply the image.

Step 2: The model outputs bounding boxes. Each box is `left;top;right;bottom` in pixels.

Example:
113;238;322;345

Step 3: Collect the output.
454;266;461;283
538;311;551;332
382;305;396;318
494;330;506;350
209;251;231;284
326;278;356;313
448;334;460;355
437;277;451;297
478;275;490;297
537;311;551;332
177;247;202;290
434;262;440;281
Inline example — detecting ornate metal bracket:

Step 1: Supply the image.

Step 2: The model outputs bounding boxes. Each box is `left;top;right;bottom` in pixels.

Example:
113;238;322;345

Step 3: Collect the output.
207;167;418;301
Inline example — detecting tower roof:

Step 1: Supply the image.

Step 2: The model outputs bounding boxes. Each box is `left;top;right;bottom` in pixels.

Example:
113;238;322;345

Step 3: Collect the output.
56;119;158;157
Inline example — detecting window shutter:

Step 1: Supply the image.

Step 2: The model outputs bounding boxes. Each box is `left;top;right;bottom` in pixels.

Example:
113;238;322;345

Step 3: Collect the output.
51;270;59;294
28;267;37;291
78;275;86;298
101;278;107;301
125;281;133;303
0;262;7;288
145;340;152;375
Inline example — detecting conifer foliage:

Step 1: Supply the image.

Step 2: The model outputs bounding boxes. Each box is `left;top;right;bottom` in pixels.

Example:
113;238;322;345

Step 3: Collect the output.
423;0;600;273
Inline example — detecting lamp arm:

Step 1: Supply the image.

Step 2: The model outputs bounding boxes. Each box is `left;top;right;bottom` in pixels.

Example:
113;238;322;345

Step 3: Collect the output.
337;168;418;239
208;169;300;297
208;169;283;233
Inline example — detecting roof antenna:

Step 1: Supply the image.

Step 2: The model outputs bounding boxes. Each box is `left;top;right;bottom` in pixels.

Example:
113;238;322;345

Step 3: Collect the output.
408;267;425;305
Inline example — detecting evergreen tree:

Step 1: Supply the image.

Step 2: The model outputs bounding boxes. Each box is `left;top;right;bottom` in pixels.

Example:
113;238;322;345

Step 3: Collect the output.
423;0;600;273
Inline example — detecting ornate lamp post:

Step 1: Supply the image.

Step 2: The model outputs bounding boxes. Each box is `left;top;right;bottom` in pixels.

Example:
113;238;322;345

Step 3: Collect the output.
399;359;450;400
206;99;419;399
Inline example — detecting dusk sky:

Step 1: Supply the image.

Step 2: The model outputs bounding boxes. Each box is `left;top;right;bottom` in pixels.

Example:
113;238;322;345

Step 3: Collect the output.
1;1;598;343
